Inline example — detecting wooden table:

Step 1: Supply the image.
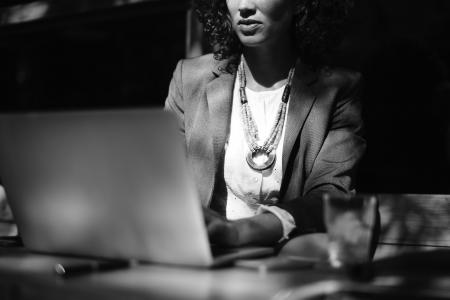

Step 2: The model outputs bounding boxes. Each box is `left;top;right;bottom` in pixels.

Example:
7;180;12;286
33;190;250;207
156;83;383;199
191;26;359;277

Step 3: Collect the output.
2;247;450;300
0;247;343;300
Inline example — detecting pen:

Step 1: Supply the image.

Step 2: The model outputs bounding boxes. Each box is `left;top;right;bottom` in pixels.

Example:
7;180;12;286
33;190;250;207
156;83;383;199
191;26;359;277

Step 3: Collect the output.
54;259;130;278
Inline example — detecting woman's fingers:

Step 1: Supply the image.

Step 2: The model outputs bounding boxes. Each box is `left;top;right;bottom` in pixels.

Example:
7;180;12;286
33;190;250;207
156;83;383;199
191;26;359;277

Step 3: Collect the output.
203;207;225;224
202;207;238;246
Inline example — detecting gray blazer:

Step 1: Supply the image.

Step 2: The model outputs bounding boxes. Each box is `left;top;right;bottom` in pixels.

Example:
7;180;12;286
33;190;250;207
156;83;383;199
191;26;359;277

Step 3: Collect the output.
165;54;366;235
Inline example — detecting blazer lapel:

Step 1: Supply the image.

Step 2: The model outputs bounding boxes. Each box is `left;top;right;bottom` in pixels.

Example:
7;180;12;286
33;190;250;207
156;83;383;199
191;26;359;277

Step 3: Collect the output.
282;61;319;174
204;62;235;205
200;58;316;204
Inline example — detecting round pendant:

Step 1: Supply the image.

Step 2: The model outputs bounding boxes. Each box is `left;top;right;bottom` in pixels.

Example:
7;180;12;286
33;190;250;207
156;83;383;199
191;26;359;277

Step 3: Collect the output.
246;150;276;171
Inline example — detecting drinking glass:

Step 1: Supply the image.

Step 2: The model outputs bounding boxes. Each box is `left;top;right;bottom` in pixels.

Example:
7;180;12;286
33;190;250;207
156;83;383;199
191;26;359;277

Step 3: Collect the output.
323;194;377;268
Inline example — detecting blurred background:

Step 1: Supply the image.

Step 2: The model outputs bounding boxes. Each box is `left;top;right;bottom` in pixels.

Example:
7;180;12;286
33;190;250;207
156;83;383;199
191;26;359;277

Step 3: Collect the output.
0;0;449;196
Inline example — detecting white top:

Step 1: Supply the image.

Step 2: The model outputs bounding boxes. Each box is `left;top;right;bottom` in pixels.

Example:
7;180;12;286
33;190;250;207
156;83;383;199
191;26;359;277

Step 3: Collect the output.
224;77;296;240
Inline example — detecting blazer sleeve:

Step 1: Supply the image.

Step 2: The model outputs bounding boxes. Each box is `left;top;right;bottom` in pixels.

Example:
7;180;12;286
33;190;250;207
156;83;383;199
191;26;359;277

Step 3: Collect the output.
278;74;366;234
164;60;185;134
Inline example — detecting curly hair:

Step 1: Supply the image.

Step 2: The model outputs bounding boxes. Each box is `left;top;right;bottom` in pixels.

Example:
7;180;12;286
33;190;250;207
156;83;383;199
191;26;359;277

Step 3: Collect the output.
193;0;354;72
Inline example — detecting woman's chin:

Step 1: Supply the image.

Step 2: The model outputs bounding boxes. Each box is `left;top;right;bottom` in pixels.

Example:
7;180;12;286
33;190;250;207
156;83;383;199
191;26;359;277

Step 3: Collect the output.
239;37;268;48
238;33;282;50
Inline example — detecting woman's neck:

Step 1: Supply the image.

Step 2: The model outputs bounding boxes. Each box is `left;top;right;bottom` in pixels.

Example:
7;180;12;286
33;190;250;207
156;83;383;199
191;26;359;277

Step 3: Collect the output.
242;42;297;92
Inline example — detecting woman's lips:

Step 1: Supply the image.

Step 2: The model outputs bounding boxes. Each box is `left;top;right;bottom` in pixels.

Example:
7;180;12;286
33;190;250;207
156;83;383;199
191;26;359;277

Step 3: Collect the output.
237;19;262;35
238;19;261;25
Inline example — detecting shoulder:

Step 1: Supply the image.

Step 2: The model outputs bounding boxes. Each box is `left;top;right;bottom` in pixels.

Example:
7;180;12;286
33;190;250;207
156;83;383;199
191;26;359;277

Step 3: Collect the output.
173;53;218;83
169;53;223;98
181;53;217;71
167;54;226;115
316;67;363;98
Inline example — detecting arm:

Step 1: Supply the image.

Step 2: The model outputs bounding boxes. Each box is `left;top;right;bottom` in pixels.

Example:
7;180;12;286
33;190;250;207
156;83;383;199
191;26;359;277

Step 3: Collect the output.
164;60;185;135
277;74;366;234
204;207;283;247
207;75;366;247
165;59;285;246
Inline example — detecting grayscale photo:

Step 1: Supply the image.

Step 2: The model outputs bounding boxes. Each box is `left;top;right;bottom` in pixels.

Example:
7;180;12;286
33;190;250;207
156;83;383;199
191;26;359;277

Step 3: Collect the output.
0;0;449;299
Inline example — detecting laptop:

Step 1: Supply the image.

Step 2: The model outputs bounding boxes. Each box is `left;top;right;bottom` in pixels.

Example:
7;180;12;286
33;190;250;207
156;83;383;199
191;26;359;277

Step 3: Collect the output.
0;109;273;267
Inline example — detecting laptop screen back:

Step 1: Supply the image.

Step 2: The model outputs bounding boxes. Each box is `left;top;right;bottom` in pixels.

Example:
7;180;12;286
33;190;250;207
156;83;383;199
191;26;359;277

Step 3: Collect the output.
0;109;213;266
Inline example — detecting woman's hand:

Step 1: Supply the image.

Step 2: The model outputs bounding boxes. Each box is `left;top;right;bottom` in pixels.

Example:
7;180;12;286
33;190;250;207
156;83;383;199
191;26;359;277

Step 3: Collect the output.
203;208;240;247
203;207;284;247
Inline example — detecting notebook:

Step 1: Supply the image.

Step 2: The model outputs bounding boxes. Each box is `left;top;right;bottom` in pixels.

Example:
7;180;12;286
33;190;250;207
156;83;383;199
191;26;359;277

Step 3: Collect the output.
0;109;273;267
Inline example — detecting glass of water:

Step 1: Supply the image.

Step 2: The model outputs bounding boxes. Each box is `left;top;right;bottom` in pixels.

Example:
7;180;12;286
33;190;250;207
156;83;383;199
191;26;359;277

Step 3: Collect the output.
323;194;377;269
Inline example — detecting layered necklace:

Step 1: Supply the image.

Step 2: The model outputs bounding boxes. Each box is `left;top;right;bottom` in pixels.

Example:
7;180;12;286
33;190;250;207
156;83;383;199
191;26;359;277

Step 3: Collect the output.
238;56;296;171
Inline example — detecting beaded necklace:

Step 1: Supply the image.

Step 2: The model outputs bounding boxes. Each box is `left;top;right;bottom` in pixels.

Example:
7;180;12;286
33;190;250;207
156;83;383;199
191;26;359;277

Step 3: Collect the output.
238;56;296;171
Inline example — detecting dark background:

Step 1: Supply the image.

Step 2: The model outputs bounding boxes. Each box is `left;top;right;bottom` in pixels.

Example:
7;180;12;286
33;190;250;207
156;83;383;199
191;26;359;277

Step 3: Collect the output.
0;0;449;194
0;0;188;111
340;1;450;194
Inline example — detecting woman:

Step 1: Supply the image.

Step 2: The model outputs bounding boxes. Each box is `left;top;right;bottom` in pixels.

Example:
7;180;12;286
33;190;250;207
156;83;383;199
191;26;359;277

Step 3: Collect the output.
165;0;365;251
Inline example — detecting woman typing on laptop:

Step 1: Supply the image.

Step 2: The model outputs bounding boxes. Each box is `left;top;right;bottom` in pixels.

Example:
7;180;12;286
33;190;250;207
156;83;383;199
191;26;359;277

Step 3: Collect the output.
165;0;365;254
